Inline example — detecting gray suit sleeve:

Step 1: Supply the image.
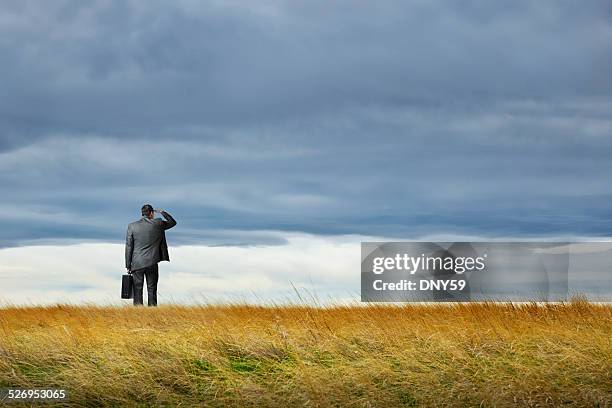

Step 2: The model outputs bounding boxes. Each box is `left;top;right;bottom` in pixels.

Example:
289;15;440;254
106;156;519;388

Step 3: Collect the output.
160;211;177;230
125;224;134;269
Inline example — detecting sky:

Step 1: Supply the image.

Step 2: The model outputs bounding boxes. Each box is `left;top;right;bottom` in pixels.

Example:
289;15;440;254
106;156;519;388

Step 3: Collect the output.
0;1;611;304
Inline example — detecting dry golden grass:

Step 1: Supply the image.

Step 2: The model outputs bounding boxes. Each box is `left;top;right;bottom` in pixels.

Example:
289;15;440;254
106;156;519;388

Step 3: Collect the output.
0;299;610;407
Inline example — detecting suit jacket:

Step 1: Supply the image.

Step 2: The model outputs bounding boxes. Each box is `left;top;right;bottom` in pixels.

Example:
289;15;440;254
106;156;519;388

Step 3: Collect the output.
125;211;177;271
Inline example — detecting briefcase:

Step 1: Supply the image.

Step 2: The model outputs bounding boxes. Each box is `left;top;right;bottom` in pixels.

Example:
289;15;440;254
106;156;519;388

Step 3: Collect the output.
121;274;134;299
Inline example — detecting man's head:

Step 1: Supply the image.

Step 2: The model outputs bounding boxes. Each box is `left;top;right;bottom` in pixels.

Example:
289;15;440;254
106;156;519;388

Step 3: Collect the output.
141;204;154;219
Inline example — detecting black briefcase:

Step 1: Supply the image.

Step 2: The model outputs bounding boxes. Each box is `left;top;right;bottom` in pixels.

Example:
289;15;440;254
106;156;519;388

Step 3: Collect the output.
121;274;134;299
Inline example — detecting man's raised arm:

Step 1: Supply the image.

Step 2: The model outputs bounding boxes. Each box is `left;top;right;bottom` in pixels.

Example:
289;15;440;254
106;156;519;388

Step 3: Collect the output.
156;209;177;230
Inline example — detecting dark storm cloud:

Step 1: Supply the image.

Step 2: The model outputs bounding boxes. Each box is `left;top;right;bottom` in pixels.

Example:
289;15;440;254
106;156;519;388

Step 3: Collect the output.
0;0;611;247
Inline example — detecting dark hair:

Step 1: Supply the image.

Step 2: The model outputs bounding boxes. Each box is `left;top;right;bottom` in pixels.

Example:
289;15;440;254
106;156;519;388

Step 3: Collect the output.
141;204;154;216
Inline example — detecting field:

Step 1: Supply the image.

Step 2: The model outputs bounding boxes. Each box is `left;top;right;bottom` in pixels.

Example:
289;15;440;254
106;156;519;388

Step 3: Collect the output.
0;300;610;407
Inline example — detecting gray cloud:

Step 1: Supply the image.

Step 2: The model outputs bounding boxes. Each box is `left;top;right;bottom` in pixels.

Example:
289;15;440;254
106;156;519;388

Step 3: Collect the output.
0;0;611;247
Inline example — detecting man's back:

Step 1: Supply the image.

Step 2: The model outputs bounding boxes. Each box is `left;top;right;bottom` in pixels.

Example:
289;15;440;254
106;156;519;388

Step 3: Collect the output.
125;211;176;271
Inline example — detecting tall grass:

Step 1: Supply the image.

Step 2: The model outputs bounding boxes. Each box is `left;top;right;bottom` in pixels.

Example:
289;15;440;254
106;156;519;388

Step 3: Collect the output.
0;299;610;407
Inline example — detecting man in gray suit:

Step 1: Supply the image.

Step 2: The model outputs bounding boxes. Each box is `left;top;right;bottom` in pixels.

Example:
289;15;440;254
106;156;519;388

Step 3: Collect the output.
125;204;177;306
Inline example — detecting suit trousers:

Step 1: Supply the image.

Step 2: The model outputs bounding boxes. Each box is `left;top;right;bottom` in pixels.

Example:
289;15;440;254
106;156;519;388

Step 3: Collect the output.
131;264;159;306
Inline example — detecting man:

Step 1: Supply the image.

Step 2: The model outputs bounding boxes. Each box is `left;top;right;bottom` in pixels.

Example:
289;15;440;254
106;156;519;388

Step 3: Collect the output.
125;204;177;306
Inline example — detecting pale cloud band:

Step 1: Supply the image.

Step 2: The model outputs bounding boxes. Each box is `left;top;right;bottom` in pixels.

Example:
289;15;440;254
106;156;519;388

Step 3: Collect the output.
1;233;609;306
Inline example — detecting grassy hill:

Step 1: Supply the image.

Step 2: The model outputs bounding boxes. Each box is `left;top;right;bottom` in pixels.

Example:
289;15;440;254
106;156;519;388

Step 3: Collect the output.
0;300;610;407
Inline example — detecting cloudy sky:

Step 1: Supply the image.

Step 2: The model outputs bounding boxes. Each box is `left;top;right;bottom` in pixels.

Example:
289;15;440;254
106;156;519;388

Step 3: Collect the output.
1;1;611;304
